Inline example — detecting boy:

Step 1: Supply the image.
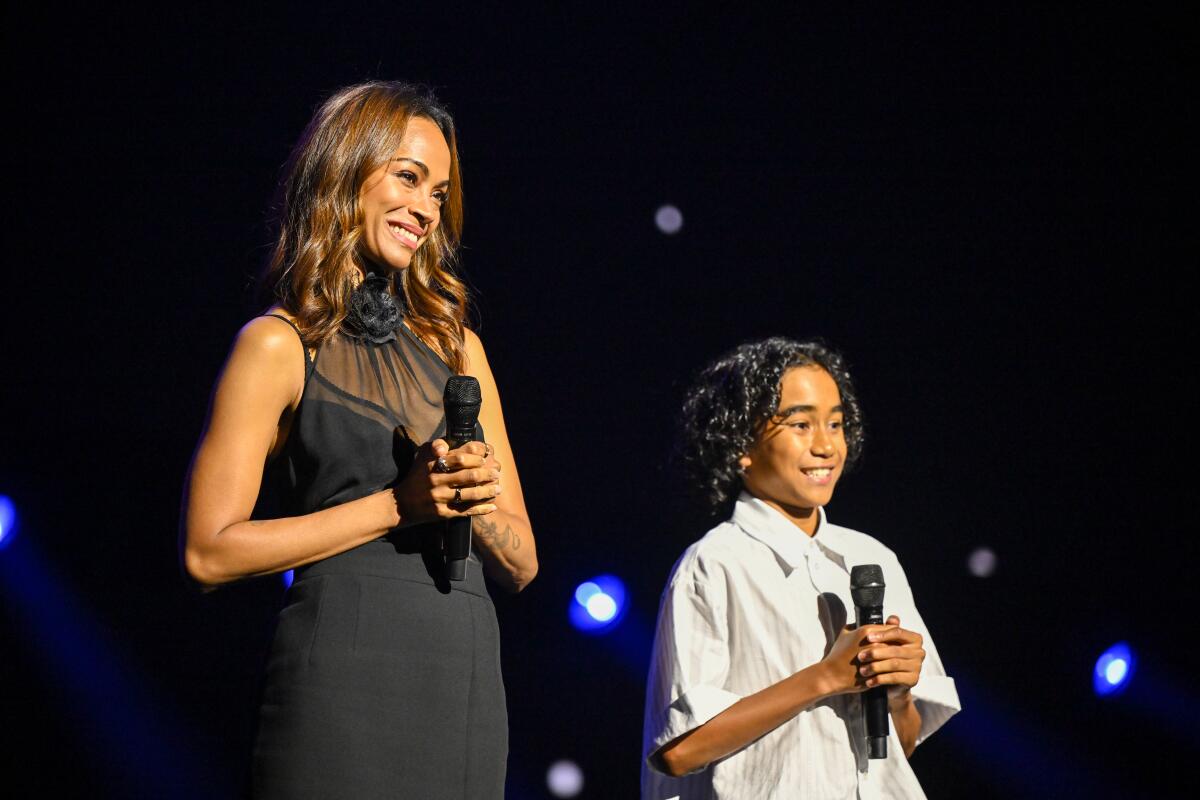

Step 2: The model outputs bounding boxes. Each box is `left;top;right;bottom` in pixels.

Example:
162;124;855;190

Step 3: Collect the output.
642;338;959;799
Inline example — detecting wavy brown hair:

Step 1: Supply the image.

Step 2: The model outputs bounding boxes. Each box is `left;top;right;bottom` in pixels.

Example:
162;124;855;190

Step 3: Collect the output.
261;81;468;371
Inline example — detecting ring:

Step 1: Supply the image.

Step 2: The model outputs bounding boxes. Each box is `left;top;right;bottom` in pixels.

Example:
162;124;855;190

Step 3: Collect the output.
434;457;450;473
454;487;462;504
484;443;493;459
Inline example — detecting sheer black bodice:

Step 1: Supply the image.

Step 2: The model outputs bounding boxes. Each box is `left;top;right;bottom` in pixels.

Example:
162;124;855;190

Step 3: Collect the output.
261;323;452;518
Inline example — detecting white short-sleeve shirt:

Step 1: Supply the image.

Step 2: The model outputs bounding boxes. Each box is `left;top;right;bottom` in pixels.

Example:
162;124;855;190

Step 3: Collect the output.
642;494;960;800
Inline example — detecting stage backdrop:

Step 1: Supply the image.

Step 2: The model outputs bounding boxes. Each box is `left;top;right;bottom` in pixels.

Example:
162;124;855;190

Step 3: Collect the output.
2;6;1191;798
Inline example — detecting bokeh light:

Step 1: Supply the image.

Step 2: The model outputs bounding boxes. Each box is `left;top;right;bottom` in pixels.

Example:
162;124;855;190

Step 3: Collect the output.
654;204;683;234
967;547;997;577
0;495;17;551
546;759;584;798
569;574;627;633
1093;641;1134;696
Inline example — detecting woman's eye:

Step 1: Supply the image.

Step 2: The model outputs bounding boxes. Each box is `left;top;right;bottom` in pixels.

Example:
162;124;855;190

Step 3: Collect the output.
432;190;448;205
394;171;417;184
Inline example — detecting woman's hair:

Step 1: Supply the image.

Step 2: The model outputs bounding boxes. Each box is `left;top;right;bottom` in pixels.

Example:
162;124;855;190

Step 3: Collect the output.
677;337;865;518
260;81;468;371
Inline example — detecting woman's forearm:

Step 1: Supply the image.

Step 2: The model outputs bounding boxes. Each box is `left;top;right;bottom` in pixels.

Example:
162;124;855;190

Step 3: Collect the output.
184;489;399;587
472;509;537;592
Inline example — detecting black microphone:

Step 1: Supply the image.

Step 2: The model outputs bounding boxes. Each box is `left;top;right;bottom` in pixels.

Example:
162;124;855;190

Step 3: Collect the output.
850;564;888;760
443;376;482;581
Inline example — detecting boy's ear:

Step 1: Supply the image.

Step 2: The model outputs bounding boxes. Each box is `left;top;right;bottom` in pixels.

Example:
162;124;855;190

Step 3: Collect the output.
737;454;752;472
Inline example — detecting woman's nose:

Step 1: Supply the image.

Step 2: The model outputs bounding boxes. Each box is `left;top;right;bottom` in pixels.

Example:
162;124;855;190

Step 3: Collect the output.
410;195;436;228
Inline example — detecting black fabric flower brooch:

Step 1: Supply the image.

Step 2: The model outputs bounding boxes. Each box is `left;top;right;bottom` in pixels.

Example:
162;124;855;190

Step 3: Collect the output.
345;272;405;344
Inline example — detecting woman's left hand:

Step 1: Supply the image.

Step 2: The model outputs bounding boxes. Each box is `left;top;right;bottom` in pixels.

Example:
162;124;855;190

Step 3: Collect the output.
432;439;502;491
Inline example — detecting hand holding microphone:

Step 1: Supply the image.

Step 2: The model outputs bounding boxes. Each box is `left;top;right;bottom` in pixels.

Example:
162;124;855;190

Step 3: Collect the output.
391;438;501;524
391;376;497;544
815;566;926;760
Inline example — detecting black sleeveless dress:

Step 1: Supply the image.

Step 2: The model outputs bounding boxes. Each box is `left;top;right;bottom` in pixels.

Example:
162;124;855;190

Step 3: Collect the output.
251;318;508;799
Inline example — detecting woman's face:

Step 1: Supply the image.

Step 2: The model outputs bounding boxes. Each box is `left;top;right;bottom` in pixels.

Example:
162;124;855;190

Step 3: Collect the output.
358;116;452;273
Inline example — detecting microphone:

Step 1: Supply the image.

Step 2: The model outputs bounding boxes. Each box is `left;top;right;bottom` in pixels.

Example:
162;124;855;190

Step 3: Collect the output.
850;564;888;760
443;376;482;581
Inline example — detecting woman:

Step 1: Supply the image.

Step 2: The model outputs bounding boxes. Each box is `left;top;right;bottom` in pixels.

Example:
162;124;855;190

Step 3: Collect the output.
181;82;537;798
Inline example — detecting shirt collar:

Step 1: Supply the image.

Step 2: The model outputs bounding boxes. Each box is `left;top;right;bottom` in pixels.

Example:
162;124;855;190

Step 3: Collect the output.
731;492;849;570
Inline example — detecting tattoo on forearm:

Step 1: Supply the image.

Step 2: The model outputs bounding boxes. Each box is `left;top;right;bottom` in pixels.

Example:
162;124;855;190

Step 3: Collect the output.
475;518;521;551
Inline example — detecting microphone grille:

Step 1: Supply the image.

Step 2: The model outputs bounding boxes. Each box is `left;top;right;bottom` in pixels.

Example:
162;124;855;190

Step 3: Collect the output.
444;376;482;406
850;564;886;608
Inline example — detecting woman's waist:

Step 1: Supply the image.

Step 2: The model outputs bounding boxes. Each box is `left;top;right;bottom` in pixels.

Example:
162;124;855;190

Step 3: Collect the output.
295;528;490;598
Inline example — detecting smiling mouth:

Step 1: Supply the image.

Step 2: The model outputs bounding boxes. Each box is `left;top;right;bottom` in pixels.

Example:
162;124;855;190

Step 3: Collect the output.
801;467;834;479
389;223;420;247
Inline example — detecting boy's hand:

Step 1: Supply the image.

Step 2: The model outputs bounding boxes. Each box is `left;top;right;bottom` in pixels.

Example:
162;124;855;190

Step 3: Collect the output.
857;614;925;696
819;614;925;697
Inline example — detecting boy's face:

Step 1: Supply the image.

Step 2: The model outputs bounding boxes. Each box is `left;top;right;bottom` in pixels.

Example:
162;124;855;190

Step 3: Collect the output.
739;366;846;534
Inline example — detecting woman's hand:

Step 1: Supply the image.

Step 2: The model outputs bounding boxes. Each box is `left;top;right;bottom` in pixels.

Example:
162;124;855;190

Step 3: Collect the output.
818;615;926;697
392;438;501;525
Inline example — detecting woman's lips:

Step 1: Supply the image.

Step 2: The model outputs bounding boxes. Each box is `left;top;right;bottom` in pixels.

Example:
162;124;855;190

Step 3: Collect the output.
388;222;421;248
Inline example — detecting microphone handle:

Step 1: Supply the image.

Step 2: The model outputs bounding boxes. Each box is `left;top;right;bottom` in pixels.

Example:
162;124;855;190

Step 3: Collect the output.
858;604;889;759
444;426;478;582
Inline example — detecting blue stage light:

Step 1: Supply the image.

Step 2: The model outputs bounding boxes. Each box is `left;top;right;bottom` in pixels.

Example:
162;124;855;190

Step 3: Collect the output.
282;569;294;589
574;581;601;606
1093;642;1134;696
569;574;627;633
586;593;617;622
0;495;16;550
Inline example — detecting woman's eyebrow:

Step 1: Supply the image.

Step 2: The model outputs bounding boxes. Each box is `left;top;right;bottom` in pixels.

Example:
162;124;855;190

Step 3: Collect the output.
391;157;450;188
391;157;429;176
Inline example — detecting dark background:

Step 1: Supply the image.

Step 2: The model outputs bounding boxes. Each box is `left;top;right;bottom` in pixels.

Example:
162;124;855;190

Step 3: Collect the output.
2;5;1193;798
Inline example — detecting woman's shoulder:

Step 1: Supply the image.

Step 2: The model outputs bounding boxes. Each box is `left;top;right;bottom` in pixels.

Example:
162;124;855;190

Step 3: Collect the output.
464;326;484;352
229;307;310;373
462;327;491;374
239;308;302;347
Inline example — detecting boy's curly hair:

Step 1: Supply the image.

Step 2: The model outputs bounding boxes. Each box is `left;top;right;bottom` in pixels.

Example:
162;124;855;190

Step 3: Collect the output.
678;338;864;518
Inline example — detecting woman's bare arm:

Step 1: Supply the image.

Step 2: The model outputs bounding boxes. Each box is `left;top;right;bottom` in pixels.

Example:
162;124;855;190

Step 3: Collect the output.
461;329;538;592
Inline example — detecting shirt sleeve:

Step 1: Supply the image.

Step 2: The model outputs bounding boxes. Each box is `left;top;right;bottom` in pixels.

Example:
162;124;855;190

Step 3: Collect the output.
885;553;962;747
643;553;743;774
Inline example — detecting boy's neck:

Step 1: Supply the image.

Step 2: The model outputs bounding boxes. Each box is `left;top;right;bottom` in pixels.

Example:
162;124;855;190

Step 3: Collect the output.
748;493;822;537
